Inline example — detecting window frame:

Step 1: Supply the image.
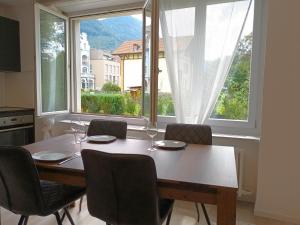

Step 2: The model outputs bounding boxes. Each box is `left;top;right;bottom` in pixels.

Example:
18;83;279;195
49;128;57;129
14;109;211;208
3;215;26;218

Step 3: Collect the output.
35;3;70;116
69;9;144;116
64;0;266;136
157;0;266;136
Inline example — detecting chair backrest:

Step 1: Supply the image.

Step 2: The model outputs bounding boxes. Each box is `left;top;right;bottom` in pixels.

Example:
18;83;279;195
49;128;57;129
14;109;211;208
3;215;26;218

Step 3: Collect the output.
87;119;127;139
0;146;44;215
165;123;212;145
82;149;160;225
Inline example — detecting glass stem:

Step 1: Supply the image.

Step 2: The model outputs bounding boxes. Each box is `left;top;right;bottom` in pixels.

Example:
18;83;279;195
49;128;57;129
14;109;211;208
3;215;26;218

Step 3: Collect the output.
151;138;154;149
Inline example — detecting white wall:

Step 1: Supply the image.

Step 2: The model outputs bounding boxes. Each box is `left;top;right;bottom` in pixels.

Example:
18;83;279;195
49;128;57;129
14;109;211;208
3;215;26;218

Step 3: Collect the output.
124;59;142;90
255;0;300;224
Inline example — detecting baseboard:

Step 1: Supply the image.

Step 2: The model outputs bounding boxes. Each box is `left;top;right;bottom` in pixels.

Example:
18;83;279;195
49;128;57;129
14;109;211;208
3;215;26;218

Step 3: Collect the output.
254;208;300;224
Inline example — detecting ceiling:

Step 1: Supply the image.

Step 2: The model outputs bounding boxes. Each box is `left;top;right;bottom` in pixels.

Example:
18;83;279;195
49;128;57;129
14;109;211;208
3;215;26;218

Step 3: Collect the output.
38;0;145;14
0;0;145;14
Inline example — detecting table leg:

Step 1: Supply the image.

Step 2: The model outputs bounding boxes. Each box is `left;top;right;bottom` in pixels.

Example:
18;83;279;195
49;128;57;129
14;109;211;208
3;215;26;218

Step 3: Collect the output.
217;188;237;225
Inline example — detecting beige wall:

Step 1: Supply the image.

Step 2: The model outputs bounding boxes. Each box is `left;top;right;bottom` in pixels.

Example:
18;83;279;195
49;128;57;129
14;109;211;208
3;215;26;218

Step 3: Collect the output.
0;2;35;108
0;73;5;106
255;0;300;224
91;59;105;90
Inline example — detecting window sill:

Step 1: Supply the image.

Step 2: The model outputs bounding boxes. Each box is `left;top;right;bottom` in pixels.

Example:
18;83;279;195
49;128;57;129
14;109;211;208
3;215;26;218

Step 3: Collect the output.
59;118;260;142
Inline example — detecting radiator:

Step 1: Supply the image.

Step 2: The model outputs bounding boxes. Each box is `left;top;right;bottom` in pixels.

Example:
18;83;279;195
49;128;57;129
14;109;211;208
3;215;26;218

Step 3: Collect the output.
235;148;252;197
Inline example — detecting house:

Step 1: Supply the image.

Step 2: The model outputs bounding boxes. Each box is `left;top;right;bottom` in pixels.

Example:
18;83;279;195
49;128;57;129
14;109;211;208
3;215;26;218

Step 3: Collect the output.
90;48;121;90
113;39;171;92
0;0;300;225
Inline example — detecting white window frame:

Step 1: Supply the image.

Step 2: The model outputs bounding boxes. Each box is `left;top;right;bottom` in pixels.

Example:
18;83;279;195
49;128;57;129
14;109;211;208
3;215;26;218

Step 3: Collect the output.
70;9;143;115
158;0;266;136
35;3;70;116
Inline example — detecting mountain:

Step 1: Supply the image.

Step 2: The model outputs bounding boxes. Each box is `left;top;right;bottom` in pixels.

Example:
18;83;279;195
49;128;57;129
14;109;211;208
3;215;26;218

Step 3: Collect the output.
80;16;143;51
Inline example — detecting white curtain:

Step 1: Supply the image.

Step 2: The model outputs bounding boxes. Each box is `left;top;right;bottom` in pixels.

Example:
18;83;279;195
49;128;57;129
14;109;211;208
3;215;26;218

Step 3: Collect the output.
159;0;252;124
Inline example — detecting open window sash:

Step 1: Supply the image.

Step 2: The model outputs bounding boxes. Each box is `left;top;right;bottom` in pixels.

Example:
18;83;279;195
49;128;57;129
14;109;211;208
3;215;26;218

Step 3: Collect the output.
35;4;70;116
142;0;159;123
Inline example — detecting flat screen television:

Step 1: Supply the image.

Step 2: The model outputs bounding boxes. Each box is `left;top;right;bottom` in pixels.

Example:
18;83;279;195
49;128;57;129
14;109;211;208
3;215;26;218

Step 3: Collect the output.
0;16;21;72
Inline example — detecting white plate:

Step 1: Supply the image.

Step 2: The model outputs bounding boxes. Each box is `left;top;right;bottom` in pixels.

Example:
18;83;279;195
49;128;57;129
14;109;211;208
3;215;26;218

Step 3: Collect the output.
154;140;186;150
87;135;117;143
32;151;72;162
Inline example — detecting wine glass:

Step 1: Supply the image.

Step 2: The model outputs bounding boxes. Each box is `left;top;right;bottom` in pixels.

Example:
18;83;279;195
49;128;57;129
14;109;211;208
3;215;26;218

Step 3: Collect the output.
77;124;87;149
70;120;79;144
146;120;158;151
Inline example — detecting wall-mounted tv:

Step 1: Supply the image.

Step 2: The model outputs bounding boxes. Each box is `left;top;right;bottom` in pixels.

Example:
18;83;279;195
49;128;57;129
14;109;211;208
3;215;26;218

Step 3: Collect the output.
0;16;21;72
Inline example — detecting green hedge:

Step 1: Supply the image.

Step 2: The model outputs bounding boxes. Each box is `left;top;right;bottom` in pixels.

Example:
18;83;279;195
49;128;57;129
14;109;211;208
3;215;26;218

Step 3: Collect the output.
81;92;125;115
81;92;174;117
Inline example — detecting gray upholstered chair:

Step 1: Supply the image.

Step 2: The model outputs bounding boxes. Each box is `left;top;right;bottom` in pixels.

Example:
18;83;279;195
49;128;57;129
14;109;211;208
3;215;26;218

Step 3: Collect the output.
87;119;127;138
165;123;212;225
78;119;128;211
81;149;174;225
0;146;85;225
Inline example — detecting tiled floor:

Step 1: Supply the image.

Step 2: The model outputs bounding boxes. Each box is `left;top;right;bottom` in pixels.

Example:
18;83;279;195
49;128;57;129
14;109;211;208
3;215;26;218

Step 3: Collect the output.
1;199;296;225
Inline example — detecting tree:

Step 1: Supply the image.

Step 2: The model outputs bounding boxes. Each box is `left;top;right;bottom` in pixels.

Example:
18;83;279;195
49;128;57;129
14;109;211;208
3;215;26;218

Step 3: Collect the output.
101;82;121;92
212;33;253;120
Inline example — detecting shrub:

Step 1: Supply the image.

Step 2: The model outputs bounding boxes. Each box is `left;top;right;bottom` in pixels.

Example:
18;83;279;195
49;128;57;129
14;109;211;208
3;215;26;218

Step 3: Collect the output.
124;92;141;116
158;93;175;116
81;92;125;115
101;82;121;93
99;93;125;115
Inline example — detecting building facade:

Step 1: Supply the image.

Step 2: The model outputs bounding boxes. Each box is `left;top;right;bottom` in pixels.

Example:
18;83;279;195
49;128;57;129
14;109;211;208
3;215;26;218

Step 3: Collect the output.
90;49;121;91
80;33;95;90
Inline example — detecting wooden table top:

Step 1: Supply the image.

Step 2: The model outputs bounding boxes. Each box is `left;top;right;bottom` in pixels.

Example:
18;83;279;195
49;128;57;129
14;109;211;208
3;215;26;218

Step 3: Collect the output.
24;134;238;190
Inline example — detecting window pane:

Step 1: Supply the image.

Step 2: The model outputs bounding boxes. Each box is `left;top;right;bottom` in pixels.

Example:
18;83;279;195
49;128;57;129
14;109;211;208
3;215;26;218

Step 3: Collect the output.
77;13;142;116
40;10;67;113
158;25;174;116
210;2;254;121
158;1;254;121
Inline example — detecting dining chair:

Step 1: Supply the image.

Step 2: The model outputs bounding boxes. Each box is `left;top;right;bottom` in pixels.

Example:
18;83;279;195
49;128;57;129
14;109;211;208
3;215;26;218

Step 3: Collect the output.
87;119;127;138
78;119;128;211
81;149;174;225
0;146;85;225
165;123;212;225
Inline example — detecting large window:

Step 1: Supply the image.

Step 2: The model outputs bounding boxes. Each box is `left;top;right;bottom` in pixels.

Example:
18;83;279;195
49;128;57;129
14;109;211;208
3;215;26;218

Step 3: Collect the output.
35;0;264;135
155;0;262;135
35;4;68;115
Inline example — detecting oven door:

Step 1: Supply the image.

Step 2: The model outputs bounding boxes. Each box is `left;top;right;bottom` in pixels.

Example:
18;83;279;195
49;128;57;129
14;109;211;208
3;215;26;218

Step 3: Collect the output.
0;125;34;146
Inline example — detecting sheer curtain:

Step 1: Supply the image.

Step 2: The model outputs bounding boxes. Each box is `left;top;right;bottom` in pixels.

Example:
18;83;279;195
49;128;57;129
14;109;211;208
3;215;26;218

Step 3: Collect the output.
159;0;252;124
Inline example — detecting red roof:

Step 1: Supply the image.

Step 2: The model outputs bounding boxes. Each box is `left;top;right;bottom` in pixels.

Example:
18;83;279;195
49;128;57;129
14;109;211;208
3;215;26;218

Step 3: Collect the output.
113;39;165;55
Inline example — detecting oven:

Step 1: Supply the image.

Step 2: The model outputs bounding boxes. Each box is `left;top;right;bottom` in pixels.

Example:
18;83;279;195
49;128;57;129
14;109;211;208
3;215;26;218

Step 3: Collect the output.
0;108;35;146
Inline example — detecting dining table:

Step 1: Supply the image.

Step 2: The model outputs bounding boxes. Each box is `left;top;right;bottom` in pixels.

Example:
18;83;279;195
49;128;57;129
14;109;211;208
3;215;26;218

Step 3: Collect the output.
24;134;238;225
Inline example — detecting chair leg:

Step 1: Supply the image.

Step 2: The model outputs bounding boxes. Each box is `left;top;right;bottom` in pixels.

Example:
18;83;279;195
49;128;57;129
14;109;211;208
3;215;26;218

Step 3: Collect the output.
18;216;25;225
194;202;200;222
166;209;173;225
79;196;83;212
60;210;66;222
201;204;211;225
23;216;29;225
64;208;75;225
54;212;63;225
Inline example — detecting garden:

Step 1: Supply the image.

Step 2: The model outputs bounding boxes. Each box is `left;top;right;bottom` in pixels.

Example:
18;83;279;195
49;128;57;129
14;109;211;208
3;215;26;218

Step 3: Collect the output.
81;83;175;117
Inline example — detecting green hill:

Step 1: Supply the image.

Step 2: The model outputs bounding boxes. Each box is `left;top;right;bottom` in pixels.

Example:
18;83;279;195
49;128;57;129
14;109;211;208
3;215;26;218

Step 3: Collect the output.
80;16;143;51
